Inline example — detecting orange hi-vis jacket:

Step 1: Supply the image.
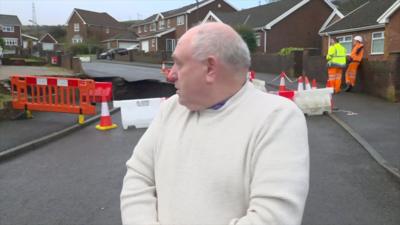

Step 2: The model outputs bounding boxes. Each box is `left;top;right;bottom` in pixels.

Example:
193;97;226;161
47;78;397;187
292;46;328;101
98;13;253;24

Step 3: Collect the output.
350;42;364;62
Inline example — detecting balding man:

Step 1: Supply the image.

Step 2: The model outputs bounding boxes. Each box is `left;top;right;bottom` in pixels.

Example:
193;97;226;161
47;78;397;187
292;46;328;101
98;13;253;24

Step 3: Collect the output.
121;22;309;225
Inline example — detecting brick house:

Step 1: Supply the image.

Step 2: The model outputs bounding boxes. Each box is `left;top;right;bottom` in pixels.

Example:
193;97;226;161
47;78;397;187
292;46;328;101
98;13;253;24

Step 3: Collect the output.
66;8;126;45
320;0;400;60
0;14;22;55
130;0;236;53
203;0;343;53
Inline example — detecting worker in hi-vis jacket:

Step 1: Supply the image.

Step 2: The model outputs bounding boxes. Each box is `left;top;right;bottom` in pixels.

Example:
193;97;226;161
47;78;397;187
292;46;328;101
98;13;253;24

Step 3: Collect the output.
344;36;364;92
326;37;347;93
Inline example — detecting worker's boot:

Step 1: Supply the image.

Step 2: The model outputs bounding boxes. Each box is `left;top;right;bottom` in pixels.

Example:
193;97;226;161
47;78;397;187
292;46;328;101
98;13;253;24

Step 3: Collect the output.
343;83;352;92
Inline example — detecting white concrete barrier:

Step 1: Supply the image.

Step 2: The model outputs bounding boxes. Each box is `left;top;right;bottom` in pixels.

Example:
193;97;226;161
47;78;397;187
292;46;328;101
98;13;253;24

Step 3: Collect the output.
113;98;164;129
294;88;333;115
252;79;267;92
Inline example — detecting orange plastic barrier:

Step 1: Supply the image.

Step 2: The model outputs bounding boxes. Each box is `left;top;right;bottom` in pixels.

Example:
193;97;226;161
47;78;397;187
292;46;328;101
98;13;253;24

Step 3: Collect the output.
11;75;97;115
90;82;113;103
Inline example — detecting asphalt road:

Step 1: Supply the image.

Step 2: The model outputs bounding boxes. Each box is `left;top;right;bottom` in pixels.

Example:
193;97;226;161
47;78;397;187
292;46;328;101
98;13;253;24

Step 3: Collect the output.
82;62;166;82
0;113;399;225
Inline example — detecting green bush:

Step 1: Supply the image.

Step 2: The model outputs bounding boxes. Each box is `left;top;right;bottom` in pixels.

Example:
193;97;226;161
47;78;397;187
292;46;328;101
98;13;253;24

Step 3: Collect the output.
68;43;89;55
278;47;303;56
0;37;5;49
234;25;257;53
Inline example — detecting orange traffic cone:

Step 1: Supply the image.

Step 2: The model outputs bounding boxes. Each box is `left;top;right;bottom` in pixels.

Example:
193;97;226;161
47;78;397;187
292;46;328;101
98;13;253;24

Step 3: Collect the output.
279;72;286;91
247;70;255;81
297;76;304;91
326;79;333;88
312;79;317;89
96;98;117;131
304;76;311;90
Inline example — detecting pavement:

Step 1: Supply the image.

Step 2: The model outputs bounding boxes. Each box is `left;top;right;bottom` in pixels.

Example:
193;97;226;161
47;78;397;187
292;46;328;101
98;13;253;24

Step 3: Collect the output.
0;65;75;81
0;60;399;179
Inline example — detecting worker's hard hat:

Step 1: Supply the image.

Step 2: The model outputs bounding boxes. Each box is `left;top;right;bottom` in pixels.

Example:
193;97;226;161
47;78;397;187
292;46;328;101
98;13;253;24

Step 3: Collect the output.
354;36;363;42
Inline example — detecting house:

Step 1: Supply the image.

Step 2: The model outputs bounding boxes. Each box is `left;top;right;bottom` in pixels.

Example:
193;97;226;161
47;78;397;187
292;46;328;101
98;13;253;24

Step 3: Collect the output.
21;33;39;56
39;33;58;51
66;8;126;45
130;0;236;53
320;0;400;60
101;31;139;50
0;14;22;55
22;33;38;49
203;0;343;53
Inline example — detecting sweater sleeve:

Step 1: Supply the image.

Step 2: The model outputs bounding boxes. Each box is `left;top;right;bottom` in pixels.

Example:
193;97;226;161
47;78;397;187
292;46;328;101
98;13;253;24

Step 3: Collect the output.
230;103;310;225
120;106;165;225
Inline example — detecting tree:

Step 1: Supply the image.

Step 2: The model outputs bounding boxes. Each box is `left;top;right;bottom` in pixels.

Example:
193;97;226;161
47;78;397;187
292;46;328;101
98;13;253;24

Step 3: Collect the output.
234;25;257;53
48;25;66;43
0;37;5;49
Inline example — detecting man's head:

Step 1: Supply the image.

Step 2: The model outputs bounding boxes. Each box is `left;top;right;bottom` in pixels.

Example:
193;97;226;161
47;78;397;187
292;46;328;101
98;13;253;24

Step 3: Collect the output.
330;37;339;44
170;22;250;111
354;36;363;43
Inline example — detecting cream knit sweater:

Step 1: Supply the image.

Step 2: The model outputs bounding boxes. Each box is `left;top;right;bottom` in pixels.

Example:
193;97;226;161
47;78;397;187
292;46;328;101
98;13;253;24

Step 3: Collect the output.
121;82;309;225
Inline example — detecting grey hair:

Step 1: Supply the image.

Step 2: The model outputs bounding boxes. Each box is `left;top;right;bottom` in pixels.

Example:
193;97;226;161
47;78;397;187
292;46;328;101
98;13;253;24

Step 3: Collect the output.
191;23;251;71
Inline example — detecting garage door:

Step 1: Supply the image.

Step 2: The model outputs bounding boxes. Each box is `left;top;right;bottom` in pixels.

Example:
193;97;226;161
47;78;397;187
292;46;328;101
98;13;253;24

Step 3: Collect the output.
141;41;149;53
42;43;54;51
119;42;135;49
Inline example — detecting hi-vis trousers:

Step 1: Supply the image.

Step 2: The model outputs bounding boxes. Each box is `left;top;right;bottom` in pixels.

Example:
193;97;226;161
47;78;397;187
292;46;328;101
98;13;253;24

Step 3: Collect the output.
328;67;343;93
345;62;360;87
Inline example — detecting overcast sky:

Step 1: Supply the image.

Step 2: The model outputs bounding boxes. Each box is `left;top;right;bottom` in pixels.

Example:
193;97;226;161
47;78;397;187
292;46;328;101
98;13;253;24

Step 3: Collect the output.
0;0;271;25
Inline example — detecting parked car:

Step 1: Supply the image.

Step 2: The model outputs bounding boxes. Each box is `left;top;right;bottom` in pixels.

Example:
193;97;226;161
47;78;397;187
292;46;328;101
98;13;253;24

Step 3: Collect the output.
99;48;128;60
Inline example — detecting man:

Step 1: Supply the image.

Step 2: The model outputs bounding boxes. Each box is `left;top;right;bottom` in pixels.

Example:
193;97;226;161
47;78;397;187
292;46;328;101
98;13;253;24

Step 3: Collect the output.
326;37;347;93
344;36;364;92
120;22;309;225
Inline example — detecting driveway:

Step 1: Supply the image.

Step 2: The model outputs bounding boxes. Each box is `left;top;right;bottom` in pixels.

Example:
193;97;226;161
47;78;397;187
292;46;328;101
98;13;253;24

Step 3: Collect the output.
0;65;74;80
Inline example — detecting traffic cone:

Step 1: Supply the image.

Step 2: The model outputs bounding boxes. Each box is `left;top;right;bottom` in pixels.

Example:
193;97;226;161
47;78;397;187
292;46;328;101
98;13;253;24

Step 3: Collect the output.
96;98;117;131
326;79;332;88
247;70;255;81
297;76;304;92
312;79;317;89
279;72;286;91
304;76;311;90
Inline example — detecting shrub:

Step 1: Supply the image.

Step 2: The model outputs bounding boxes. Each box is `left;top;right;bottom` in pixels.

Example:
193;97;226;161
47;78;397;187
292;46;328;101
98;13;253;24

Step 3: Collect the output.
278;47;303;56
68;43;89;55
234;25;257;53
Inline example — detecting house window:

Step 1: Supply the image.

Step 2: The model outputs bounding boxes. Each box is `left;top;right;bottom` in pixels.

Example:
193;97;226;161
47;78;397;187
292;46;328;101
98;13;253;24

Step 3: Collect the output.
4;38;18;46
144;25;147;32
371;32;384;55
2;26;14;32
166;39;176;52
177;15;185;25
138;26;141;33
150;23;156;31
106;27;110;34
74;23;80;32
336;35;352;55
151;39;156;48
167;19;170;28
72;35;83;44
255;34;261;47
159;20;165;30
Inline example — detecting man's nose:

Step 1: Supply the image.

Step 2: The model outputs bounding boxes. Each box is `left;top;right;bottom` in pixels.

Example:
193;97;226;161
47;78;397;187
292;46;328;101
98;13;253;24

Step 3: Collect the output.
167;65;178;83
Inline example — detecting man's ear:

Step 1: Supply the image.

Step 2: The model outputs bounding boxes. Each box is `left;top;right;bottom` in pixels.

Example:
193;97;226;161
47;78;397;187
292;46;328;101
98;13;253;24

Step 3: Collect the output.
205;56;217;83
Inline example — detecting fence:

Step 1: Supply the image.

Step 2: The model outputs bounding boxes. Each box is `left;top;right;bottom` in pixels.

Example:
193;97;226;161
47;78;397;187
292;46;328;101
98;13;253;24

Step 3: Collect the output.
11;75;96;115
